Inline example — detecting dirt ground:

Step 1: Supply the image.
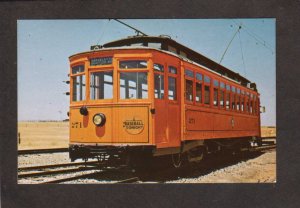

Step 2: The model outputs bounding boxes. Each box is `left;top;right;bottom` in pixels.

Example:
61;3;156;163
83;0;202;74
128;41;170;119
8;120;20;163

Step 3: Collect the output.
167;150;276;183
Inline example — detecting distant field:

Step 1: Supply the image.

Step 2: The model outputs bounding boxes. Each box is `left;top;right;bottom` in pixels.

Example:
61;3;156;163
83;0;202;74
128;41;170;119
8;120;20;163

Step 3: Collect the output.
18;122;69;150
261;126;276;137
17;122;276;150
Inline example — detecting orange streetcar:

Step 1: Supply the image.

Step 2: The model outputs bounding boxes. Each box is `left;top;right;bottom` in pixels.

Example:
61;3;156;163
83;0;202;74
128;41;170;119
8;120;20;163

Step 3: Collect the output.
68;36;261;168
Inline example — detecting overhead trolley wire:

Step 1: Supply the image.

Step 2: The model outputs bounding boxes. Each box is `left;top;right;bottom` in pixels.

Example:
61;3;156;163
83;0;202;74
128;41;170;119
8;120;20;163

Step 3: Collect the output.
242;28;274;54
232;20;274;54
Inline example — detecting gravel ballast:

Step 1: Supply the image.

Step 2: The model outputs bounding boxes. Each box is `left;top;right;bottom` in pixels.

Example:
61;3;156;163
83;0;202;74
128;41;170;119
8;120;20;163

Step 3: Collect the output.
18;150;276;184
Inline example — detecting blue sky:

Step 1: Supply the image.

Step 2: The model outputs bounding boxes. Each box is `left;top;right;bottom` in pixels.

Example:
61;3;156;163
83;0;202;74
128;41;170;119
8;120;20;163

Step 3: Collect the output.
17;19;275;126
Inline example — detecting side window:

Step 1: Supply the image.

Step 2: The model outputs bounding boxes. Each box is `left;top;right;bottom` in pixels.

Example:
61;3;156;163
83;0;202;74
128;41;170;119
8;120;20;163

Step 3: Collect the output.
195;73;202;103
236;88;241;111
253;95;257;115
226;84;230;109
241;90;245;112
196;83;202;103
154;74;164;99
154;63;164;72
250;94;253;114
154;63;164;99
213;80;219;107
220;82;225;108
168;66;177;101
168;66;177;74
245;92;249;112
185;69;194;102
185;79;193;102
204;75;211;105
231;86;236;110
168;77;176;100
72;65;85;102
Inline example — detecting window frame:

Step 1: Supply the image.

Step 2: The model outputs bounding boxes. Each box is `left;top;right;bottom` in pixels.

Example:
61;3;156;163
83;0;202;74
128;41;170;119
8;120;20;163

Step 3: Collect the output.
225;83;231;110
219;82;225;109
213;79;219;108
154;63;165;100
117;59;150;101
167;65;178;103
184;69;194;104
236;88;241;111
203;74;211;106
195;72;203;106
231;86;236;111
70;63;86;103
89;68;114;102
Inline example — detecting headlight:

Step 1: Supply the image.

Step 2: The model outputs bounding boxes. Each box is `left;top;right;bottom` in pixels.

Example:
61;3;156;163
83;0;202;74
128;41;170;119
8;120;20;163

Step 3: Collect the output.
93;113;106;126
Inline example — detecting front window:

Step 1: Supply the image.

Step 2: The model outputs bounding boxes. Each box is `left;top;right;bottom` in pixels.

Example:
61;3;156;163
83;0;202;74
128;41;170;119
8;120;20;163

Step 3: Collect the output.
90;71;113;100
72;65;84;74
72;65;85;102
119;60;147;69
120;72;148;99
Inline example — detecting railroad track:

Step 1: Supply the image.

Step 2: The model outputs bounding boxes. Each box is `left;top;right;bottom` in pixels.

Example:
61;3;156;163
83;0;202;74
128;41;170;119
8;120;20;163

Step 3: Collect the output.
114;177;140;184
18;162;134;184
18;148;68;155
251;144;276;152
18;161;99;171
42;170;106;184
42;170;140;184
18;141;276;184
18;161;102;183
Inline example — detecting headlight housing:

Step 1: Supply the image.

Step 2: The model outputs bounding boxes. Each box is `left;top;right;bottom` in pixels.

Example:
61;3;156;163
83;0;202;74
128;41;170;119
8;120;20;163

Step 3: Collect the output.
93;113;106;126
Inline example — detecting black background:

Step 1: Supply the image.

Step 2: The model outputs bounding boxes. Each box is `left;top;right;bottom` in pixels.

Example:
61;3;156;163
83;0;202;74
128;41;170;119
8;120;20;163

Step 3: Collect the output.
1;0;300;207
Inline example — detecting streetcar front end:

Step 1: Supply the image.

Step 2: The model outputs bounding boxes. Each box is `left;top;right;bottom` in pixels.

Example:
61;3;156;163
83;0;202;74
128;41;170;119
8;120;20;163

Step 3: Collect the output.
68;49;155;163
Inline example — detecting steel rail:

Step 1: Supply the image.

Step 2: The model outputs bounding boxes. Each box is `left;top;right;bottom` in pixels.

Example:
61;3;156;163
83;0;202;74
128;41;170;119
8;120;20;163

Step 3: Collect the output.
42;168;122;184
18;166;97;178
18;161;98;171
261;136;276;139
42;171;103;184
251;144;276;152
115;177;140;184
18;148;68;155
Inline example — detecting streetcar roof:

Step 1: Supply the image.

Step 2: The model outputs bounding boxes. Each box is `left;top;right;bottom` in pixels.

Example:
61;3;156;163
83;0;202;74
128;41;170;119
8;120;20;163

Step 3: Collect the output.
101;35;252;85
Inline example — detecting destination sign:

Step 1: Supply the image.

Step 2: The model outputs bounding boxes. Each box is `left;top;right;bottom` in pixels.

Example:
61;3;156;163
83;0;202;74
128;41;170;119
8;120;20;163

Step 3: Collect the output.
90;57;112;66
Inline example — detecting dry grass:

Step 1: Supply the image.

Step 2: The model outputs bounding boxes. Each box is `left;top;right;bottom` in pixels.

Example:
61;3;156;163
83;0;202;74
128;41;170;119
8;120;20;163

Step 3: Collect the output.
261;126;276;137
17;121;276;150
18;122;69;150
